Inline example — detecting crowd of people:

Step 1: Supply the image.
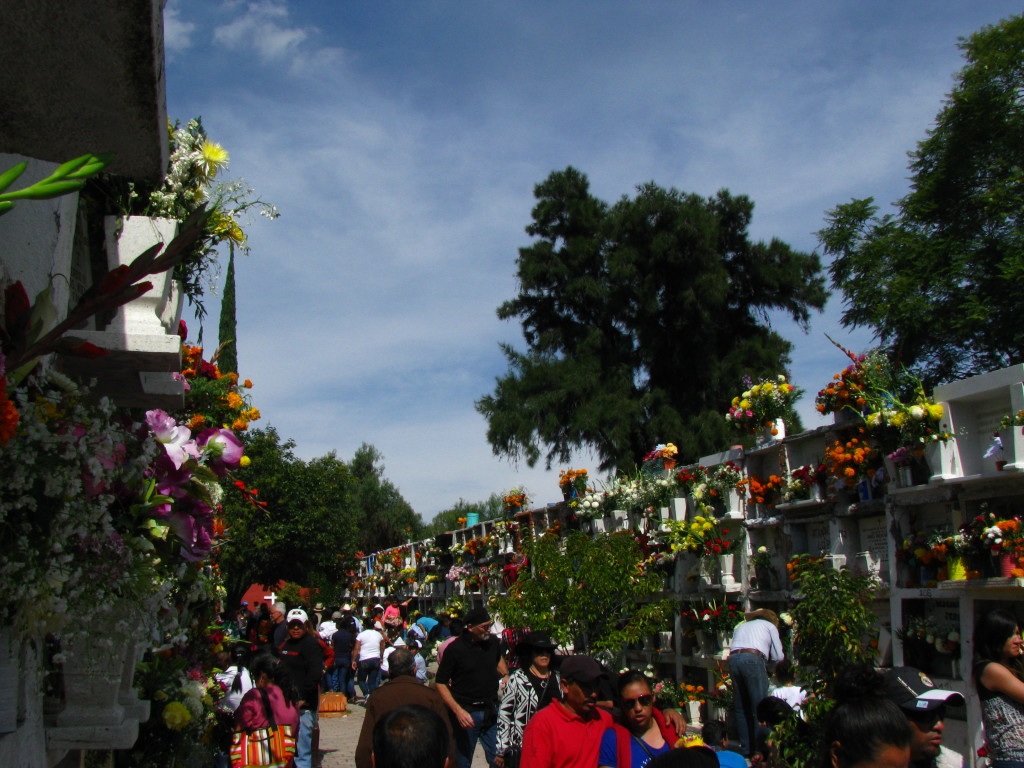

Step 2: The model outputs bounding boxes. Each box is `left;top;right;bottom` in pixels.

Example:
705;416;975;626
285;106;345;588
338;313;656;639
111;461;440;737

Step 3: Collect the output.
208;600;1024;768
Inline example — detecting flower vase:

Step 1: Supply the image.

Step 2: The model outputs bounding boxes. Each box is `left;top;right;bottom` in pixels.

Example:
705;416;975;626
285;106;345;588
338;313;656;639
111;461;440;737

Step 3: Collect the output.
695;630;714;656
810;482;824;502
998;553;1018;577
719;553;737;589
946;555;967;581
684;700;701;723
755;419;785;448
897;465;915;487
57;628;133;729
663;458;677;471
658;631;674;652
856;479;873;501
716;631;729;653
700;557;718;587
920;564;938;587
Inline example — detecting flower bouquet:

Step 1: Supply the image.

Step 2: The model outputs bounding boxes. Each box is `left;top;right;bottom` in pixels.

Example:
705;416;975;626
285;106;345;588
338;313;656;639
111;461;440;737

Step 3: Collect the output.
558;468;589;502
642;442;679;472
725;374;799;434
781;464;826;502
503;488;529;514
823;433;880;488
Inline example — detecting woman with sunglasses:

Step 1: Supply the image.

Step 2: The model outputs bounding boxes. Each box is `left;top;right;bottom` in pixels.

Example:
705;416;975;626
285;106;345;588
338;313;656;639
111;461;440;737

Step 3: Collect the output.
599;670;679;768
973;608;1024;768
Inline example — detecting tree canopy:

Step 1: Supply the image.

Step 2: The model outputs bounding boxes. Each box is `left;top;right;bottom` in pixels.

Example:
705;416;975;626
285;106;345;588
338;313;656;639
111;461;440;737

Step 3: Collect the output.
216;430;421;604
819;15;1024;385
477;167;827;473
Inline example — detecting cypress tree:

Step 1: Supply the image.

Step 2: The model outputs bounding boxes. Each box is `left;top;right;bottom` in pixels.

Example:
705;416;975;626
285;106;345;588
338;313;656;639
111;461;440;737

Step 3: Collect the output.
217;247;238;375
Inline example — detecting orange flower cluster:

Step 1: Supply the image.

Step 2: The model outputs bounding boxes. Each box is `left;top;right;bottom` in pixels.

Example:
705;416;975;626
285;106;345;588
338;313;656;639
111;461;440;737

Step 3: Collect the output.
823;434;878;486
0;382;18;445
740;473;784;506
815;366;867;415
180;343;260;431
504;491;528;510
559;468;588;490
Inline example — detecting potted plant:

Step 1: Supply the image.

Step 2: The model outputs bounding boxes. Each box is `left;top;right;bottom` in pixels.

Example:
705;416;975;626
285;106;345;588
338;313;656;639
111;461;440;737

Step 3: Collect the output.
725;374;800;443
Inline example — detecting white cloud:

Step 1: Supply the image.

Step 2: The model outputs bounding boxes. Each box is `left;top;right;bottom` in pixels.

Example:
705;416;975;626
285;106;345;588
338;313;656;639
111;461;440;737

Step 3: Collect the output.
163;2;196;55
213;0;312;62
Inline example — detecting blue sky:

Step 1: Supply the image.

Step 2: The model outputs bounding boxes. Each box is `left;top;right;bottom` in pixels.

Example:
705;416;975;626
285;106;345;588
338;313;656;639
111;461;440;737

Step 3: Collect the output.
162;0;1020;521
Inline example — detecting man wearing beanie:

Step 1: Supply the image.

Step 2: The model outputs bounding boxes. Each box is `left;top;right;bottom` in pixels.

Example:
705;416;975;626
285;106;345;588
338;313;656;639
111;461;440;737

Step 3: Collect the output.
436;606;509;768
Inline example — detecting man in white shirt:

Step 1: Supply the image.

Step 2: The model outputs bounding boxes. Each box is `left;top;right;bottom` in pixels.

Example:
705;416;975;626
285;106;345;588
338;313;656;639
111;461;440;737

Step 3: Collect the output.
352;623;386;702
728;608;784;758
319;611;341;640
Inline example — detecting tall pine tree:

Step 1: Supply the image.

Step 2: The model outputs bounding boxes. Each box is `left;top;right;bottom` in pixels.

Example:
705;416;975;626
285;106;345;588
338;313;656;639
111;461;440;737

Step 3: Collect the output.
217;247;238;375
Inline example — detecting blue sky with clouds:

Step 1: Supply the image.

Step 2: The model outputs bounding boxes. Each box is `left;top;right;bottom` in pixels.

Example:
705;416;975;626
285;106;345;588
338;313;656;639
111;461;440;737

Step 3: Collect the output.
162;0;1020;521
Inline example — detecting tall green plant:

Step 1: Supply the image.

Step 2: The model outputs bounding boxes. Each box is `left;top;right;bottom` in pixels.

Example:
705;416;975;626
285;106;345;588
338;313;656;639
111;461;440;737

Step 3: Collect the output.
773;555;879;768
492;529;671;653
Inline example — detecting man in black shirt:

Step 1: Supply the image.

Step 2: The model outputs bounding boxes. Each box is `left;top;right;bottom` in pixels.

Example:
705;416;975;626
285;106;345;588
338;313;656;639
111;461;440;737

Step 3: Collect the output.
279;609;324;768
435;607;509;768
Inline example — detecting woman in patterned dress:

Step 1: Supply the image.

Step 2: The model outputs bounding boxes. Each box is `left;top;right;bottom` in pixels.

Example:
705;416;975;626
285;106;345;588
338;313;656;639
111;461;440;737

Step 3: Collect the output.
495;631;560;768
974;608;1024;768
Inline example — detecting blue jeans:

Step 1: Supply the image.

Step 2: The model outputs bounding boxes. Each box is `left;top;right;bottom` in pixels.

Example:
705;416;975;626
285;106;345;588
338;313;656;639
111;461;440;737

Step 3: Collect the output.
295;708;317;768
453;708;497;768
729;652;768;757
326;664;355;696
357;658;381;697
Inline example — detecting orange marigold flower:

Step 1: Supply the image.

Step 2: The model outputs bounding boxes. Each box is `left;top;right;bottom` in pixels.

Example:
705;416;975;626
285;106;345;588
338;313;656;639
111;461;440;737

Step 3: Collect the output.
188;414;206;431
243;379;253;388
231;418;248;431
226;392;244;409
0;387;19;445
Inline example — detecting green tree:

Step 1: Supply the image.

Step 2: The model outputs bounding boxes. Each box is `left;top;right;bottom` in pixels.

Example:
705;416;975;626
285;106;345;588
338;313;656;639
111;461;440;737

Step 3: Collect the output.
477;167;825;473
772;555;880;768
493;529;672;654
348;443;423;554
820;15;1024;385
217;248;238;375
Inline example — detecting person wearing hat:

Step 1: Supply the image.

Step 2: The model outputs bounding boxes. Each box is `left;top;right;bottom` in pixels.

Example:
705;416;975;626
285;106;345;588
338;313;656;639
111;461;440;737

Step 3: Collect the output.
436;606;510;768
278;608;325;768
727;608;784;758
495;631;561;768
520;655;613;768
342;602;363;633
883;667;966;768
319;610;341;640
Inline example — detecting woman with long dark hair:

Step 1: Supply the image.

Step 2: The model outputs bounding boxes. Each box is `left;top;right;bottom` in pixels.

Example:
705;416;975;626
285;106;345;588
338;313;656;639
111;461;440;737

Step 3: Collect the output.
824;664;911;768
973;608;1024;768
495;632;561;768
234;652;301;733
599;669;679;768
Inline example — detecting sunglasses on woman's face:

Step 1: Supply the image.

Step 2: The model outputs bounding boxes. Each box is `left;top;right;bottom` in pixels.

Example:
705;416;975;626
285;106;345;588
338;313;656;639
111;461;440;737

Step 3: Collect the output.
622;694;654;709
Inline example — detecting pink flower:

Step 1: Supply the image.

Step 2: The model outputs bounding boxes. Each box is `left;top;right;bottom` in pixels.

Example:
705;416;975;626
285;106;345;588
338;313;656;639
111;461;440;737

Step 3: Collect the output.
197;427;244;475
146;409;199;470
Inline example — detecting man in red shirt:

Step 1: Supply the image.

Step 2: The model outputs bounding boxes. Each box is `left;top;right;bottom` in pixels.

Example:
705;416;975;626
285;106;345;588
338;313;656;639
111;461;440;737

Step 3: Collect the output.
521;656;612;768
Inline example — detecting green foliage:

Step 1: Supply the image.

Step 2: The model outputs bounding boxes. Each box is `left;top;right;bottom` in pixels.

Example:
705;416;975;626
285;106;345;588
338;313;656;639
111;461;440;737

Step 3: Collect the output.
492;529;672;653
276;582;305;609
820;15;1024;385
217;431;418;604
478;167;826;474
788;555;879;693
423;494;505;537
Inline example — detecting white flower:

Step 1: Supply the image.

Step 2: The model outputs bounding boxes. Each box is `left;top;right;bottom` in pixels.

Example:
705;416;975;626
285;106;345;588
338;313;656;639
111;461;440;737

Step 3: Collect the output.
910;405;926;421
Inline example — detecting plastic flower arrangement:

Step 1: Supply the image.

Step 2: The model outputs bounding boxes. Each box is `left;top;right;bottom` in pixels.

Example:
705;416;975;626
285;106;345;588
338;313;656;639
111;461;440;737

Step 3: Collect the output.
602;470;678;519
503;488;529;513
739;472;785;507
559;468;590;501
823;433;879;486
725;374;799;433
642;442;679;472
1000;410;1024;430
666;516;741;558
142;117;278;312
781;464;825;502
178;328;260;433
683;599;743;635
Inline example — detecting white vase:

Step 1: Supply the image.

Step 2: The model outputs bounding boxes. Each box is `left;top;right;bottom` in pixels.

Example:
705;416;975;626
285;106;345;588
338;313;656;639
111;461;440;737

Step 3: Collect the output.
57;629;132;728
103;216;182;336
719;553;737;590
755;419;786;448
658;631;674;652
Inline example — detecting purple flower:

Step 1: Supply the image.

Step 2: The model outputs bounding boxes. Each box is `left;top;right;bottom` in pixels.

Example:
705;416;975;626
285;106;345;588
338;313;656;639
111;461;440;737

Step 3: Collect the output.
197;427;244;475
146;409;199;470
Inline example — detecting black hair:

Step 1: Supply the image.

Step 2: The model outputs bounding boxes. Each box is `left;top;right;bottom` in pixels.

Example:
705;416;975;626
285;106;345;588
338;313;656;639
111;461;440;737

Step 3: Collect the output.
249;652;300;708
229;643;252;694
646;747;719;768
372;704;450;768
974;608;1021;664
774;658;796;684
756;695;794;726
823;664;911;768
448;618;465;636
701;720;728;747
616;669;651;697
